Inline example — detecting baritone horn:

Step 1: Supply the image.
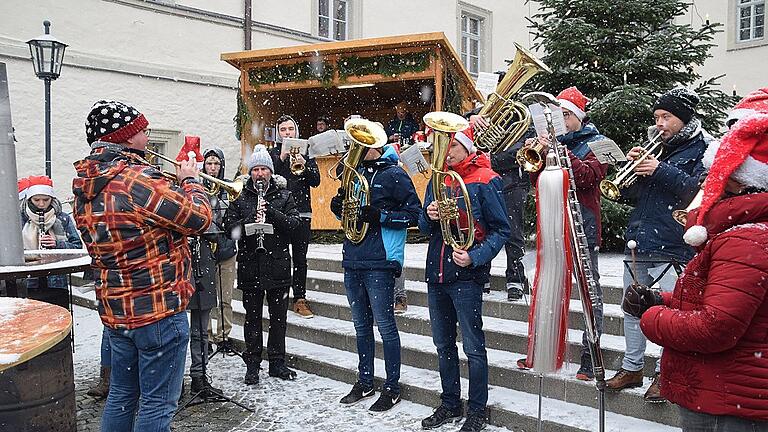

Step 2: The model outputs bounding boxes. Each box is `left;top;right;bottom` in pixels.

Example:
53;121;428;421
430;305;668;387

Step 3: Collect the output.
599;128;664;201
339;118;386;243
144;149;244;200
424;111;475;251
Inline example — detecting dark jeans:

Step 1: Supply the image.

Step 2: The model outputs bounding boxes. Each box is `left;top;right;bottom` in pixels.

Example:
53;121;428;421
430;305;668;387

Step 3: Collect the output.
189;307;212;378
428;280;488;414
102;312;188;432
242;286;289;368
679;406;768;431
502;176;529;285
344;269;401;393
290;218;311;300
100;327;111;368
580;247;603;359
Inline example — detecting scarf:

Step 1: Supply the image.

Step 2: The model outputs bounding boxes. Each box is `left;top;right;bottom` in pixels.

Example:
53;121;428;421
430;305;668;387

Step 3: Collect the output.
558;123;601;159
21;200;67;249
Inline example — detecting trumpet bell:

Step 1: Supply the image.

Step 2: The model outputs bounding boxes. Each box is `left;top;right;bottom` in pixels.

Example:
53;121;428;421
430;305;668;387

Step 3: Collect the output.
344;118;387;148
423;111;469;134
599;179;621;201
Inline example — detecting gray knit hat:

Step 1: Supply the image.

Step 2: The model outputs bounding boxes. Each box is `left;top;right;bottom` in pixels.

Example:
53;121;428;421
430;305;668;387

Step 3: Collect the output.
247;144;274;172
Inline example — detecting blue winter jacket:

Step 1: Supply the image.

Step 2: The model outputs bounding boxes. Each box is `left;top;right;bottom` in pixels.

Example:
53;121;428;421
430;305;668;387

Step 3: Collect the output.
21;209;84;289
620;129;709;261
339;145;422;275
419;152;510;285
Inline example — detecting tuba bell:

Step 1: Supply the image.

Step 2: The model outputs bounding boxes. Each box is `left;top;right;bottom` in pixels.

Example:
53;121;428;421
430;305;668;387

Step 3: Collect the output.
474;43;551;154
599;127;664;201
339;118;387;243
424;111;475;251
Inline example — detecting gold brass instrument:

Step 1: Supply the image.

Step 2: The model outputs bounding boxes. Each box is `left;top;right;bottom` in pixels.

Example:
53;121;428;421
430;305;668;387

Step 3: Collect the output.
423;111;475;251
144;148;244;200
474;43;551;154
289;147;306;176
673;189;703;226
340;118;386;243
516;138;547;172
599;128;664;201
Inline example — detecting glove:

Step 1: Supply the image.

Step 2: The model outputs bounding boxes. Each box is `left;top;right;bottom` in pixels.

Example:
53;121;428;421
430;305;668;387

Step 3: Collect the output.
358;205;381;224
330;188;345;217
622;284;664;318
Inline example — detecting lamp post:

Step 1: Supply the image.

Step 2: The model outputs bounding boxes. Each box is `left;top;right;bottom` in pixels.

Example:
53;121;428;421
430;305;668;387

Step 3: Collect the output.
26;20;67;178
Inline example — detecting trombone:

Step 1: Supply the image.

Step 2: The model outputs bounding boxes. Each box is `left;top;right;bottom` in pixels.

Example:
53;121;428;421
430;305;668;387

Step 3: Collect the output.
144;149;244;200
599;128;664;201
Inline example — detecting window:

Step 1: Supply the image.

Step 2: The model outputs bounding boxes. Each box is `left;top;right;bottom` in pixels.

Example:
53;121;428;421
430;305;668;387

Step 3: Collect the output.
319;0;347;41
738;0;765;42
461;13;483;76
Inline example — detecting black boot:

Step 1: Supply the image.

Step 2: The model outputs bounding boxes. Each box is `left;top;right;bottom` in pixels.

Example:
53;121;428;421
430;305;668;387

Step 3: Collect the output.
244;364;260;385
191;376;223;400
86;366;110;399
269;363;297;380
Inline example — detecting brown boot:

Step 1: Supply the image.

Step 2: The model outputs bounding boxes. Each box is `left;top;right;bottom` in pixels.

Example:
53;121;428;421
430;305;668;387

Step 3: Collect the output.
293;298;314;318
644;373;667;403
605;368;644;391
86;366;110;399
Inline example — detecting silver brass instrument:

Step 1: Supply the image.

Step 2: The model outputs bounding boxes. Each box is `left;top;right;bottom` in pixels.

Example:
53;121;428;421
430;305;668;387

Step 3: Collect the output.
673;188;703;226
144;148;244;200
255;180;267;253
599;128;664;201
423;111;475;251
474;43;551;154
289;147;306;176
340;118;386;244
524;91;606;431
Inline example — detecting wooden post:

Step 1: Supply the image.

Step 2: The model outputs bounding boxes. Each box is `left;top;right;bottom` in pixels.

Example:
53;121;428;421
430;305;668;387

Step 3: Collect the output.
434;48;443;110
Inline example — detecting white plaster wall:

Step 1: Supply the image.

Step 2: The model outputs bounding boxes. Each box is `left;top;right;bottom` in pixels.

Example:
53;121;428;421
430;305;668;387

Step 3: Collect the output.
251;0;313;35
179;0;244;18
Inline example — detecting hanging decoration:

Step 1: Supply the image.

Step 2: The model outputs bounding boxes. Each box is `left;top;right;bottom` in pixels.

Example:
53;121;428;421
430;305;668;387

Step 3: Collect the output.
337;51;432;81
233;79;251;140
248;60;334;89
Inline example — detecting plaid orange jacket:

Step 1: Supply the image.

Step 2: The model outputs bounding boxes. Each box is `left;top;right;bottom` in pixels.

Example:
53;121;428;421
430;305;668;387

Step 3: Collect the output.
72;143;212;329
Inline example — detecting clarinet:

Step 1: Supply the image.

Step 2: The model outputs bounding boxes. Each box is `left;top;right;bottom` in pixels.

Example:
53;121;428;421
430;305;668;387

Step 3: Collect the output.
255;180;267;254
38;211;47;250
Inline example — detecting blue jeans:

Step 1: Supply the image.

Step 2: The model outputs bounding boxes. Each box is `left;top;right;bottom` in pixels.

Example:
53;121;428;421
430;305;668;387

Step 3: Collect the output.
622;255;679;372
102;312;189;432
679;407;768;431
100;327;111;368
428;280;488;414
344;269;401;394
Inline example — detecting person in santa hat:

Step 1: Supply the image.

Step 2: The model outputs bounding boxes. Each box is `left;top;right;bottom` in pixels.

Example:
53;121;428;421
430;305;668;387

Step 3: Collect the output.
623;87;768;429
419;128;510;432
17;176;30;202
19;175;83;307
606;88;712;403
522;86;610;381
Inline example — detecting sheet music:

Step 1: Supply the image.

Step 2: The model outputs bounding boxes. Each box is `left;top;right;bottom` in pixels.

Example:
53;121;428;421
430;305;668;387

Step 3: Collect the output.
280;138;309;159
587;139;626;165
475;72;498;100
399;145;430;176
307;130;347;158
244;222;274;237
528;102;567;137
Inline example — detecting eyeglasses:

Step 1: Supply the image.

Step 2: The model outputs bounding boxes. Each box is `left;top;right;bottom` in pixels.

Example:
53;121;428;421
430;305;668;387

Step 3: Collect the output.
143;129;151;138
562;111;572;119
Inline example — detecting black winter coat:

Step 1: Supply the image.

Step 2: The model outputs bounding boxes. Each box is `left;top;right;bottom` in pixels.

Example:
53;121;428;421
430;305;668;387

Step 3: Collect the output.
269;145;321;215
188;237;218;310
224;176;301;290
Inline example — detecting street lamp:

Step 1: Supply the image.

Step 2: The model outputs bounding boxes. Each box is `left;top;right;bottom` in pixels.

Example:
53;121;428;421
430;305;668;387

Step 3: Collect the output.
27;20;67;178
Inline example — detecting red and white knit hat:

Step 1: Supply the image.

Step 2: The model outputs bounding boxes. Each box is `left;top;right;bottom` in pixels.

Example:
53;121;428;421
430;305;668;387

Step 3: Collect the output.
556;86;589;121
684;87;768;246
17;176;30;200
26;175;55;198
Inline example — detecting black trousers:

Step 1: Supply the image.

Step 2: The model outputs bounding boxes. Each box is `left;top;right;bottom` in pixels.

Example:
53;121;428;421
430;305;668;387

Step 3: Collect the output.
242;286;289;368
290;218;311;300
502;174;530;285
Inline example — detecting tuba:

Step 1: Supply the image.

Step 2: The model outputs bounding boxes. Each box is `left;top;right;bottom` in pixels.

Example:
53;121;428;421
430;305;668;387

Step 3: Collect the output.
599;127;664;201
339;118;386;243
474;43;551;154
424;111;474;251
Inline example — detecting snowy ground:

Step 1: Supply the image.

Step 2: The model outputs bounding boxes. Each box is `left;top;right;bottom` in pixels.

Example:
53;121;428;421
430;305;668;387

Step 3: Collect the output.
72;305;515;432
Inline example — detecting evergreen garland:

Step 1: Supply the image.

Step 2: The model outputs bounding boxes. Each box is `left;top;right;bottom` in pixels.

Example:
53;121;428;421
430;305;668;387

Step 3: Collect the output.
248;60;334;89
233;80;250;141
337;51;432;81
442;69;462;114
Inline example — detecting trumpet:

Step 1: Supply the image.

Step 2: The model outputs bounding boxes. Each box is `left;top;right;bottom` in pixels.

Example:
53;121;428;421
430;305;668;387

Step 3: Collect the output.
144;149;244;201
289;147;306;176
599;128;664;201
423;111;475;251
516;138;547;172
673;189;703;226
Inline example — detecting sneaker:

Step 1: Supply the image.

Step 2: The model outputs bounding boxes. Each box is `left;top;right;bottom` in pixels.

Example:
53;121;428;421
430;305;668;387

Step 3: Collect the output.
421;404;464;429
605;368;644;391
644;373;667;403
339;382;375;404
244;364;260;385
268;363;297;380
293;298;314;318
394;297;408;315
368;387;400;412
460;411;487;432
575;353;594;381
506;282;523;301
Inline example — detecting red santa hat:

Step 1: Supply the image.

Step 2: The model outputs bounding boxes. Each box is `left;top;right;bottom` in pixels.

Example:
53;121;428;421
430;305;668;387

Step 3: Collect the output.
684;87;768;246
18;176;30;200
26;175;55;198
556;86;589;121
177;135;204;168
454;127;476;154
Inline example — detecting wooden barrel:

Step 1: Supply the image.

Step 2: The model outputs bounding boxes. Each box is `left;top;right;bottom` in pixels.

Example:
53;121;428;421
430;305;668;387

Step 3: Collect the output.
0;298;75;432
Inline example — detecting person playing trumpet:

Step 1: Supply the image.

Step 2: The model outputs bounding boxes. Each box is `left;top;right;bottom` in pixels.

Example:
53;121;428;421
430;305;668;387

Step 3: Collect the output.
606;88;710;403
521;87;609;381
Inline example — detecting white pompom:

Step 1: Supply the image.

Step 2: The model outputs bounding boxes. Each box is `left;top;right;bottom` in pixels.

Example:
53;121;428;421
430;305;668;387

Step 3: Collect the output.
683;225;708;246
187;151;196;161
627;240;637;250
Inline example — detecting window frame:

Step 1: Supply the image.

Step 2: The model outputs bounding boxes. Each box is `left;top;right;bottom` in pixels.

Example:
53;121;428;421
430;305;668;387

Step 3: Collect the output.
737;0;765;42
317;0;349;41
145;128;183;173
728;0;767;50
457;2;493;78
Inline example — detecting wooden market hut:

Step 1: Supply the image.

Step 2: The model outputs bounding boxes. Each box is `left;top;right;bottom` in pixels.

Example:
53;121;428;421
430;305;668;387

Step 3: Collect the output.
221;32;483;230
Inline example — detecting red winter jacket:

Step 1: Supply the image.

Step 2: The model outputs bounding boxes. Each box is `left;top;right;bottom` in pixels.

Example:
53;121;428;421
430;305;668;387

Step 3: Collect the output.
640;192;768;421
